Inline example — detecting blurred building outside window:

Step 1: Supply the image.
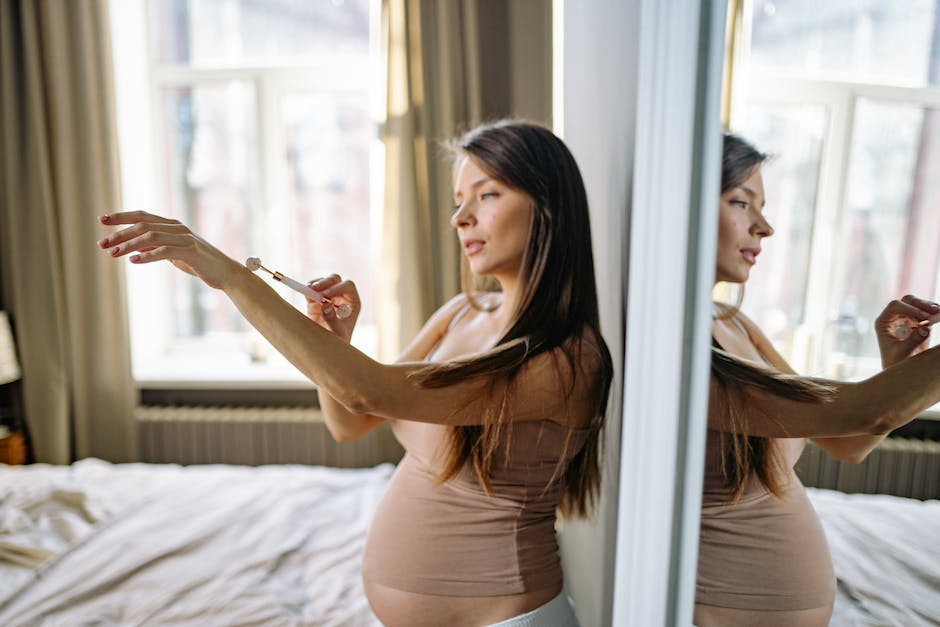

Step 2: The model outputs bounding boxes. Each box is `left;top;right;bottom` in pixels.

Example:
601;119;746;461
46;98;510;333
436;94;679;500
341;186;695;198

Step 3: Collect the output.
111;0;383;386
731;0;940;382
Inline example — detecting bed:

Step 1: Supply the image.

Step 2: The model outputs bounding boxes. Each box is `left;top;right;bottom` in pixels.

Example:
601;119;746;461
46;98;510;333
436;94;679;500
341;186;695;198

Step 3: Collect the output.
0;459;389;626
1;460;937;626
806;488;940;627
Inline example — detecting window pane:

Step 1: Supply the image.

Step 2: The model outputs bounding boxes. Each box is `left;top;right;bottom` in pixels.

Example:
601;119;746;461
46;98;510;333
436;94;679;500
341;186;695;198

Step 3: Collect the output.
150;0;370;67
828;100;940;377
281;92;375;328
751;0;940;87
159;82;258;338
738;105;826;353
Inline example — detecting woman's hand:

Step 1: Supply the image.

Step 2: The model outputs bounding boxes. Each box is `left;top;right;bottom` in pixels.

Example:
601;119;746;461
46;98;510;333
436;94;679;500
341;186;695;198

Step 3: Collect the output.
304;274;360;342
97;211;242;290
875;295;940;368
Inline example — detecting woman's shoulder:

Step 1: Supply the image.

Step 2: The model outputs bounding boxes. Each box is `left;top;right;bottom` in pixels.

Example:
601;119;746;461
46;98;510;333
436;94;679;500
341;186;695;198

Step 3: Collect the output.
436;292;472;318
713;304;762;344
572;325;605;355
713;305;794;374
397;294;472;362
535;327;609;393
424;293;475;334
729;308;763;336
430;291;500;325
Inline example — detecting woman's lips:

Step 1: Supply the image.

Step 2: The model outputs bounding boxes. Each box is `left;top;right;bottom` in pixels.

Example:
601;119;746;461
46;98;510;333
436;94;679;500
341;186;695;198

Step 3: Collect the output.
463;239;485;255
741;248;760;264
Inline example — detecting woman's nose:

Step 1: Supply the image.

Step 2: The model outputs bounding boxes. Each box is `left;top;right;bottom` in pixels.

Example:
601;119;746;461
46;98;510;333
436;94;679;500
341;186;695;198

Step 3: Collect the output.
752;213;773;238
450;202;475;228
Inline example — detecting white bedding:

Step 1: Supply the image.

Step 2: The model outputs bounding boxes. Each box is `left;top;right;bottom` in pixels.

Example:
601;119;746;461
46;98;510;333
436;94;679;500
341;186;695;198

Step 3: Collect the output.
0;458;391;627
807;488;940;627
1;461;936;627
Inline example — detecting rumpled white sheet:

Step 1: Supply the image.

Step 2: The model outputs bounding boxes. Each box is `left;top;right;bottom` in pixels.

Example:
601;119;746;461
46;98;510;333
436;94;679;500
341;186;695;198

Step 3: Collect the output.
0;458;391;627
4;463;936;626
807;488;940;627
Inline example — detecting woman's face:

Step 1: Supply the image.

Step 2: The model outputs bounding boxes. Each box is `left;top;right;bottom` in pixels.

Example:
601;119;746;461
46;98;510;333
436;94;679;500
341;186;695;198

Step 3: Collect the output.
451;156;534;282
716;167;773;284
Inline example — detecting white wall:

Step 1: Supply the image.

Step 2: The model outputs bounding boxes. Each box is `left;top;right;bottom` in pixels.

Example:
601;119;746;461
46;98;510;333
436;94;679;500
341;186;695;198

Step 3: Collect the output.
556;1;637;625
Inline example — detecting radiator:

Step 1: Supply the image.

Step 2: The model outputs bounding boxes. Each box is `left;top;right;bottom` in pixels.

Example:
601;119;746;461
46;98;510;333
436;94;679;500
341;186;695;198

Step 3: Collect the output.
796;437;940;500
136;405;404;468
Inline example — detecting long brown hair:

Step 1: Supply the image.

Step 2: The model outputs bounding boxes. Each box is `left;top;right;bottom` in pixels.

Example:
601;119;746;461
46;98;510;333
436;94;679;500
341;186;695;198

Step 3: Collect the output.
713;133;834;500
409;120;614;518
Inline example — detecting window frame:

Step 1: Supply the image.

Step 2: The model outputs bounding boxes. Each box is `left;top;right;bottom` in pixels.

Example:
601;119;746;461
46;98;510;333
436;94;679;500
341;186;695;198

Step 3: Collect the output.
111;0;381;389
732;73;940;378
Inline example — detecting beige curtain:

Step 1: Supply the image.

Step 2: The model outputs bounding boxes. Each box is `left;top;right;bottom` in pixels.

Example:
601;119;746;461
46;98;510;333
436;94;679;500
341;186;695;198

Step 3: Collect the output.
378;0;485;360
721;0;745;127
0;0;135;463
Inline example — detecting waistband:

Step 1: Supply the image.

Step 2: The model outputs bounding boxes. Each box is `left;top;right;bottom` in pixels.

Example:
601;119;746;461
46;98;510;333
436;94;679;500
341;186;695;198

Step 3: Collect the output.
485;591;581;627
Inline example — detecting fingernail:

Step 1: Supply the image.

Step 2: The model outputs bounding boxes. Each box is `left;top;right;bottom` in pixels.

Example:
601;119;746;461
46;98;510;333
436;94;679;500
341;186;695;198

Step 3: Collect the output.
931;302;939;310
130;255;141;263
920;326;930;337
100;214;110;222
110;246;120;256
322;303;334;316
98;237;109;247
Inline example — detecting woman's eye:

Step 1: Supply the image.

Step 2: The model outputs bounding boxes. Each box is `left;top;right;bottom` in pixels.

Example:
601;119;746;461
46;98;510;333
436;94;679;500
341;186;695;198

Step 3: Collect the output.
481;192;497;200
731;199;748;210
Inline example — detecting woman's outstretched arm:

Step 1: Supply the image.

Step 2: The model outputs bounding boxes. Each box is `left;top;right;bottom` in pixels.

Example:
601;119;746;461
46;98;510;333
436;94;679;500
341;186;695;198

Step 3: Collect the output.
311;289;469;441
709;339;940;439
225;257;599;426
711;300;940;444
99;212;598;428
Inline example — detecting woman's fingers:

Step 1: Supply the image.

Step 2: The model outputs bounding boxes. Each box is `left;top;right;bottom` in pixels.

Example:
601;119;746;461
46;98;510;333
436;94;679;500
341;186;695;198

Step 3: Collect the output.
101;229;195;259
99;211;181;226
305;275;361;311
876;297;939;334
98;220;190;250
308;274;342;292
125;246;174;264
302;274;359;340
98;216;235;290
307;275;360;302
900;294;940;316
874;296;937;367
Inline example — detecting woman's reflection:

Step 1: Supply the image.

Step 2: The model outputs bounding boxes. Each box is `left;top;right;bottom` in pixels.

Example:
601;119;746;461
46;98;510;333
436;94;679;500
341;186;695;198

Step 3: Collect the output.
694;132;940;627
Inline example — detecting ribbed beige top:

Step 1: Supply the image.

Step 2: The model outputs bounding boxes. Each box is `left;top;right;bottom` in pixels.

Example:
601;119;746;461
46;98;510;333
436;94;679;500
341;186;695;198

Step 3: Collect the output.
362;417;587;596
696;430;836;610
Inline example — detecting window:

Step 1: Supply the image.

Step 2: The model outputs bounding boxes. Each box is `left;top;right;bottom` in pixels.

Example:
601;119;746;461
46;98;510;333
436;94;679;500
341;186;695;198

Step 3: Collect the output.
110;0;382;386
731;0;940;380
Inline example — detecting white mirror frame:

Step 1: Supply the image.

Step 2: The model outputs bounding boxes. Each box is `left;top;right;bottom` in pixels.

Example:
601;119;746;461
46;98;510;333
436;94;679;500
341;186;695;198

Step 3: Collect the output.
559;1;726;625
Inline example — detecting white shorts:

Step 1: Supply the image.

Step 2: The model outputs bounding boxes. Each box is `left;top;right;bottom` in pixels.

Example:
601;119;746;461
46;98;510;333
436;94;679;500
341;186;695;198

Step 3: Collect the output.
486;592;581;627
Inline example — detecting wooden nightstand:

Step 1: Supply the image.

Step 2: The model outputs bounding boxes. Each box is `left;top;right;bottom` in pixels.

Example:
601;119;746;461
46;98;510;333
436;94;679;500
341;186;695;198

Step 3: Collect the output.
0;430;26;465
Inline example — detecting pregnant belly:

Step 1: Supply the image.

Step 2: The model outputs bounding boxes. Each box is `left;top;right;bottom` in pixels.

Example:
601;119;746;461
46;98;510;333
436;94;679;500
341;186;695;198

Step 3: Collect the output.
364;579;562;627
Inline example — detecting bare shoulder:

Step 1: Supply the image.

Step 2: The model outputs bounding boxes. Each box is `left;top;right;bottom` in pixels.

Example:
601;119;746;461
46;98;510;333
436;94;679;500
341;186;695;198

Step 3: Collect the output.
432;291;501;334
732;310;795;374
429;293;472;327
712;306;791;372
731;309;767;342
396;293;471;363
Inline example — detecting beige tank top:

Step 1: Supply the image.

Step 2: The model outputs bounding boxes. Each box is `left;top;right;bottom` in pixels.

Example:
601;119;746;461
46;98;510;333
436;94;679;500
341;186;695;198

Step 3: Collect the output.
362;414;588;596
697;330;836;610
